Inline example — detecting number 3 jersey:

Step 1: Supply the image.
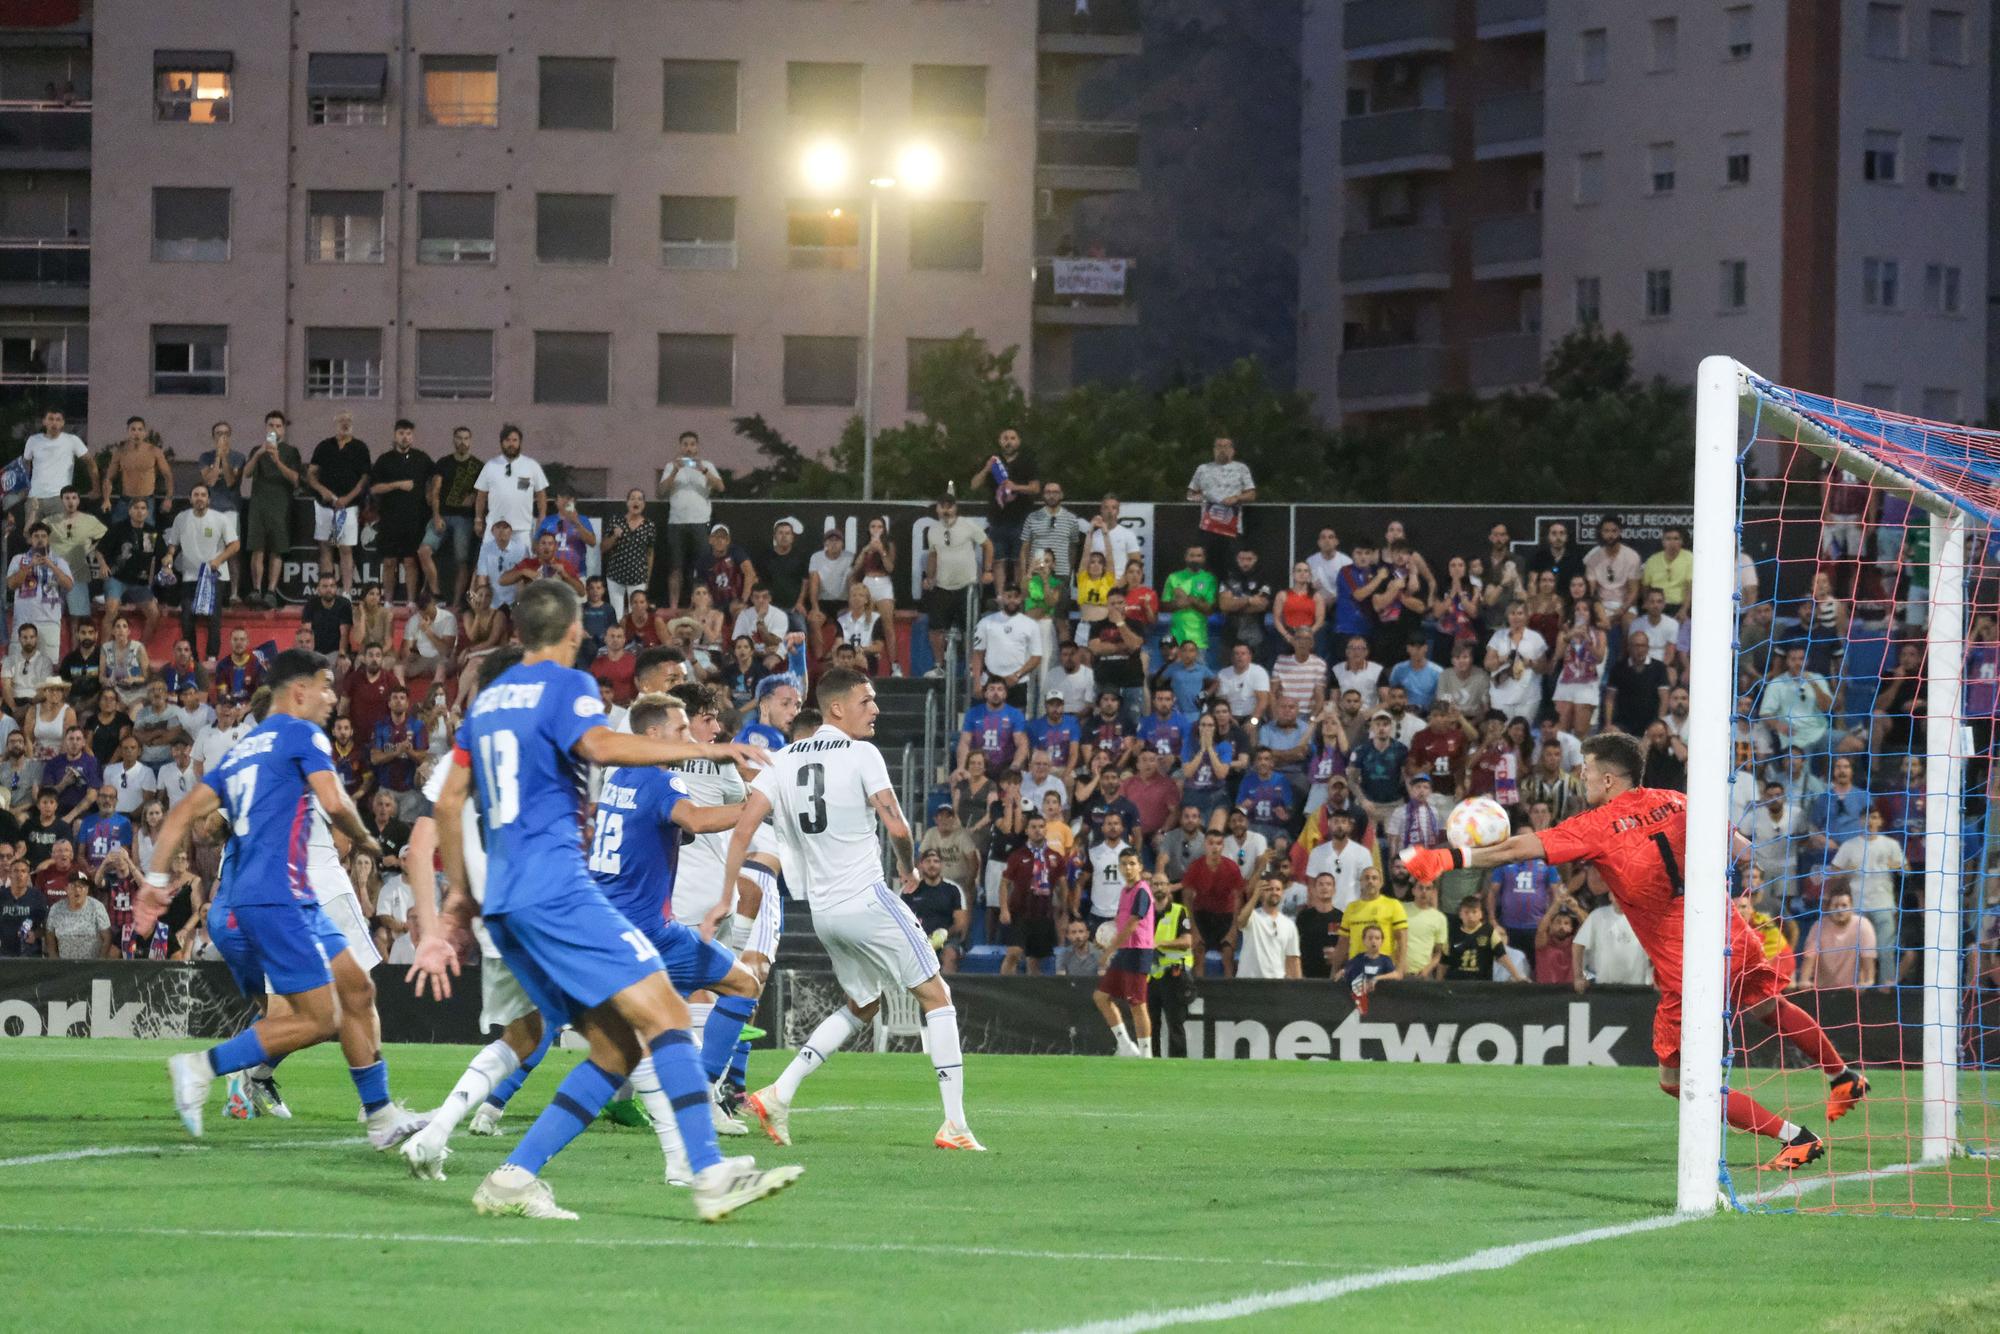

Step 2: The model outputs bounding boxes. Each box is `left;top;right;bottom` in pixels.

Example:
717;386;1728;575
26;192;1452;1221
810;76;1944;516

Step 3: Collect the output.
753;724;895;913
458;657;606;916
201;713;335;907
1535;786;1764;992
591;765;690;927
670;756;777;922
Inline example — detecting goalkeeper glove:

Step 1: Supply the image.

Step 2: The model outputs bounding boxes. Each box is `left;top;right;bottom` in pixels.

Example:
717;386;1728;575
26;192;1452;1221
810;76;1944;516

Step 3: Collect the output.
1398;845;1465;885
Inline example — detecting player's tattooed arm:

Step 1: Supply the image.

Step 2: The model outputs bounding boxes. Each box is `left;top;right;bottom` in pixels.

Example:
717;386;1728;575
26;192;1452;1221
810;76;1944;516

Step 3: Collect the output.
870;786;916;887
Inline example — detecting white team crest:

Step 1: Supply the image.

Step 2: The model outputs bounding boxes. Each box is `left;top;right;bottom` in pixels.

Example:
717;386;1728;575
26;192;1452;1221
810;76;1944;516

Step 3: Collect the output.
574;694;605;718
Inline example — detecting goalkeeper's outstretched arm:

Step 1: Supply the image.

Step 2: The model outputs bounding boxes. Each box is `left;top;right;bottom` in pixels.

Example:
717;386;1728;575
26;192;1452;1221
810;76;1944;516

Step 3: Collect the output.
1400;831;1548;884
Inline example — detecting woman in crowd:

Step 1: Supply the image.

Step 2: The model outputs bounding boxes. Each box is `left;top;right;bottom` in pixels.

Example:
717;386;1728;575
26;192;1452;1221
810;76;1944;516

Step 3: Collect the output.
835;582;885;676
600;486;656;617
347;582;392;658
101;614;149;710
1275;561;1323;646
952;750;997;836
1552;574;1607;737
1075;549;1116;624
1429;554;1482;663
1116;554;1161;668
28;678;75;761
85;686;130;767
1303;711;1350;815
686;582;727;654
719;635;765;710
856;515;900;676
418;683;456;758
1179;712;1235;822
133;798;168;872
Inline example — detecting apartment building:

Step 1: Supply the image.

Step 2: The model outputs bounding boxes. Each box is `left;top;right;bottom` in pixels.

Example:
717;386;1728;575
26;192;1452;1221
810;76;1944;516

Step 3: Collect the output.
1301;0;1991;424
0;0;1048;488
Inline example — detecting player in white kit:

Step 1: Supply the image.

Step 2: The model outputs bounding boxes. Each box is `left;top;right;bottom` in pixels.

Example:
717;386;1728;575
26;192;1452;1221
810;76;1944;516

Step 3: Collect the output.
726;667;982;1151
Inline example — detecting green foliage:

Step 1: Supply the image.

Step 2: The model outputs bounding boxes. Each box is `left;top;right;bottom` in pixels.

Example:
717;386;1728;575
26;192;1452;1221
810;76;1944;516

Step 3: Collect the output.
735;325;1695;504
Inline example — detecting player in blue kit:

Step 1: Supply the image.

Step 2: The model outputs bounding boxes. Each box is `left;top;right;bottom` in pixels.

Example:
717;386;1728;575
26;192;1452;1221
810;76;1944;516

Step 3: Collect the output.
424;580;801;1223
592;694;768;1184
151;649;423;1145
734;674;800;751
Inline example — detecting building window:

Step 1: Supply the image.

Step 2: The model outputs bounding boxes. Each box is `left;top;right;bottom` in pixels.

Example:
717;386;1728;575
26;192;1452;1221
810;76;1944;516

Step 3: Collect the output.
910;201;984;271
306;190;385;263
533;331;611;404
912;64;986;139
1647;17;1678;72
1574;151;1604;205
1574;276;1601;326
787;199;861;269
305;327;383;399
660;196;737;269
1576;29;1608;82
662;59;738;133
1925;136;1963;190
306;53;389;125
152;324;227;395
1864;3;1906;58
784;335;859;407
1643;268;1672;318
1647;142;1676;195
1862;256;1900;308
1724;6;1754;59
657;334;734;407
154;51;233;123
787;62;861;132
1920;387;1961;421
421;55;498;127
1928;9;1967;63
1723;133;1751;185
151;187;230;262
417;191;496;263
1860;382;1897;410
535;193;613;264
1719;259;1748;311
539;56;614;131
1922;263;1962;314
1862;130;1901;182
416;329;494;401
1518;286;1543;335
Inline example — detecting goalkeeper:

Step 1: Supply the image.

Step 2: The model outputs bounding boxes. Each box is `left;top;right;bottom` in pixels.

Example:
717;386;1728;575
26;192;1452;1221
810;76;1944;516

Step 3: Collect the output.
1402;731;1866;1170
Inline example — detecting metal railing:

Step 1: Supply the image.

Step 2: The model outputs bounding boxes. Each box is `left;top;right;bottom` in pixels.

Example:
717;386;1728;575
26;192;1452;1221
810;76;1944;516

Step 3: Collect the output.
309;233;385;264
0;238;87;285
0;101;90;151
421;99;498;127
417;237;495;264
922;685;940;788
309;97;387;126
660;239;737;270
1037;119;1140;169
305;366;383;399
414;371;494;401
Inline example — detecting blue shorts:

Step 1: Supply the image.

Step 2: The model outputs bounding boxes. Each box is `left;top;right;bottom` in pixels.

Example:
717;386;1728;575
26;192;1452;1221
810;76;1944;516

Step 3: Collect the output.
104;577;156;605
484;879;663;1025
208;898;348;998
641;919;736;996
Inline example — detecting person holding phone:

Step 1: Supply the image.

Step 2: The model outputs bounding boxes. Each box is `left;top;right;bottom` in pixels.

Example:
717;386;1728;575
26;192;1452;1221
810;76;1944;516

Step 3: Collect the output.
243;411;302;609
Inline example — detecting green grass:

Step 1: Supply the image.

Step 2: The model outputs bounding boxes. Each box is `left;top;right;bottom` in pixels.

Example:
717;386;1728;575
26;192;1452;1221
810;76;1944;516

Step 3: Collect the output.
2;1040;1996;1332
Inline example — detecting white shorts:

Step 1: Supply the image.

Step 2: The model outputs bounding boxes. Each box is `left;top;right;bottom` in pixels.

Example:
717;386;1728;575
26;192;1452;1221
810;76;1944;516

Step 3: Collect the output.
723;862;783;960
982;861;1006;909
676;829;779;925
314;503;359;547
317;889;383;973
1553;680;1601;705
480;955;536;1031
862;574;894;603
815;882;939;1008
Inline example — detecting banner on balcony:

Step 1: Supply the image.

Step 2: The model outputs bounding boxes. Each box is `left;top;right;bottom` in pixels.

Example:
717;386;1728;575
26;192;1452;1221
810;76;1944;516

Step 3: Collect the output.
1052;257;1128;296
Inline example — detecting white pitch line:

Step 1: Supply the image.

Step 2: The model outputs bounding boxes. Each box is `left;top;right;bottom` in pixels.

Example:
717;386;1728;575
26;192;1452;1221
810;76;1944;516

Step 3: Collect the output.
0;1136;367;1169
0;1220;1339;1272
1030;1161;1936;1334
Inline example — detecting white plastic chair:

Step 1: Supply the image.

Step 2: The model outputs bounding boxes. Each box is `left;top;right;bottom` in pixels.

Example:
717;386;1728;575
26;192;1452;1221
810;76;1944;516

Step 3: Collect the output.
873;988;928;1053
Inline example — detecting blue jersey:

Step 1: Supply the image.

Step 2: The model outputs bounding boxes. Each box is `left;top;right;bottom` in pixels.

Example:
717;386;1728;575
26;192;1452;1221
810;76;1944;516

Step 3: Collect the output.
590;765;690;927
1135;712;1190;760
459;657;608;916
1235;772;1292;825
200;713;335;907
78;811;135;865
1026;715;1080;768
962;703;1028;770
735;720;786;752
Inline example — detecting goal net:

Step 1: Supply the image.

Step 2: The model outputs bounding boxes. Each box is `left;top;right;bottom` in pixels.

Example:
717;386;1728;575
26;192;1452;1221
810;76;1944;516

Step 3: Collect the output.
1683;356;1999;1217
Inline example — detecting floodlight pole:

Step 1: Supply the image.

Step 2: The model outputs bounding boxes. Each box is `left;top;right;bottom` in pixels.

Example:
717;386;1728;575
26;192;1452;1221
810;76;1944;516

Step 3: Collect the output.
861;185;883;502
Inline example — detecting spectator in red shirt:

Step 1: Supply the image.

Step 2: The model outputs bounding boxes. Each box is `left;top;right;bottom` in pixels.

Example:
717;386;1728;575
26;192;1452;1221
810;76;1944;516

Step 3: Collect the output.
590;624;638;704
329;714;369;803
1465;709;1517;800
1406;700;1471;806
344;642;401;744
1117;555;1159;628
33;838;76;899
1001;813;1069;976
1182;828;1246;976
503;530;584;596
1121;747;1182;842
621;588;666;648
1534;893;1581;985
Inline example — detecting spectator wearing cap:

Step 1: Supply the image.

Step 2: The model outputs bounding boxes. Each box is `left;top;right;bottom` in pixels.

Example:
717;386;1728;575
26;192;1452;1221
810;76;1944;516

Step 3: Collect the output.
1348;708;1408;827
761;516;812;630
656;429;724;611
922;493;993;677
1383;771;1443;861
1186;436;1256;567
695;522;755;617
599;487;656;617
473;518;528;609
806;526;854;645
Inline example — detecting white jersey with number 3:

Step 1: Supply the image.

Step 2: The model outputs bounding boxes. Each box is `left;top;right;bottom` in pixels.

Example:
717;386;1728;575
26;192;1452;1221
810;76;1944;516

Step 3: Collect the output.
753;724;894;913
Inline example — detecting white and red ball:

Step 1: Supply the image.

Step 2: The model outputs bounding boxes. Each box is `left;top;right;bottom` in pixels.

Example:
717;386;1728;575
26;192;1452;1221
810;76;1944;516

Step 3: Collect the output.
1444;796;1512;851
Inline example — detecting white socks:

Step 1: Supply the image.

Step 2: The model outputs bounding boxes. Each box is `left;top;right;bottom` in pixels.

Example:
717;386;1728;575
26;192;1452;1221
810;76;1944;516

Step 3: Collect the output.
1110;1023;1138;1056
630;1054;688;1171
774;1005;865;1102
428;1040;519;1139
687;1001;712;1046
924;1005;967;1127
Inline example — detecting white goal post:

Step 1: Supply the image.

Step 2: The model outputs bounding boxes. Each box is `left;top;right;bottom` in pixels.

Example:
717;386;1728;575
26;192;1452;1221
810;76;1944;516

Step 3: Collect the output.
1679;355;1967;1214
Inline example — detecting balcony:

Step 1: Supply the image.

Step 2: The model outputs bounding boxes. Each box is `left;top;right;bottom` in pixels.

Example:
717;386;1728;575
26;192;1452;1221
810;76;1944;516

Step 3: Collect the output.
1476;0;1547;39
0;238;87;298
1341;108;1452;178
1339;343;1447;409
1037;120;1140;193
1033;255;1138;326
1039;0;1141;57
1473;91;1543;160
1469;332;1541;392
1344;0;1455;59
1469;214;1542;280
1339;227;1450;294
0;101;89;168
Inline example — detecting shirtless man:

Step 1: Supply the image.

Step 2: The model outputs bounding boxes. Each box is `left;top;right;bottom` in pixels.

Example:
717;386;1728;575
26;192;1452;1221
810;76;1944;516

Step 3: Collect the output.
101;417;172;524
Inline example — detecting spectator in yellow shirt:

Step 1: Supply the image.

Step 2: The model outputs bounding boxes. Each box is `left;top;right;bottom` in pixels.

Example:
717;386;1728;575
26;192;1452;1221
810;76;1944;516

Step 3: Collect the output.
1331;864;1409;974
1640;526;1693;617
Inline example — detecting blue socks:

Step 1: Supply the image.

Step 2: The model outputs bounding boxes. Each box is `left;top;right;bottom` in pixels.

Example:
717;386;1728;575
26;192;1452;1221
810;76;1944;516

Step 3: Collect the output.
485;1021;554;1112
726;1037;751;1090
348;1060;390;1114
505;1059;621;1176
701;994;758;1083
206;1028;268;1076
649;1030;722;1175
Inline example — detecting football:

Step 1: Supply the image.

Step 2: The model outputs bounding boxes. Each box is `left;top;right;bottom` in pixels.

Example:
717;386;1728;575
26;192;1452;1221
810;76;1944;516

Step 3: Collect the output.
1095;921;1119;950
1444;796;1512;851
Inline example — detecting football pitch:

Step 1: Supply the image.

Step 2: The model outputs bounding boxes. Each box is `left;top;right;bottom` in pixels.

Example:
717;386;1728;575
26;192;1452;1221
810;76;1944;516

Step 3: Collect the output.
4;1040;1996;1333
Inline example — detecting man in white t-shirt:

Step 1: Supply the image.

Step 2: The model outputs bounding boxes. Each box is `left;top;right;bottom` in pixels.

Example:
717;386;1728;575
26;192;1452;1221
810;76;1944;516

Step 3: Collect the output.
1832;809;1907;988
472;425;549;543
729;666;981;1152
1629;588;1679;667
1214;642;1271;724
1331;636;1383;710
1018;750;1066;817
731;583;790;654
6;521;72;639
970;587;1041;706
1572;900;1653;987
1304;527;1351;602
1079;814;1134;929
1234;876;1301;979
474;520;530;609
104;736;159;814
1081;495;1141;576
153;735;200;809
21;409;92;525
191;696;250;777
400;590;459;680
1304;809;1372;909
659;430;724;611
